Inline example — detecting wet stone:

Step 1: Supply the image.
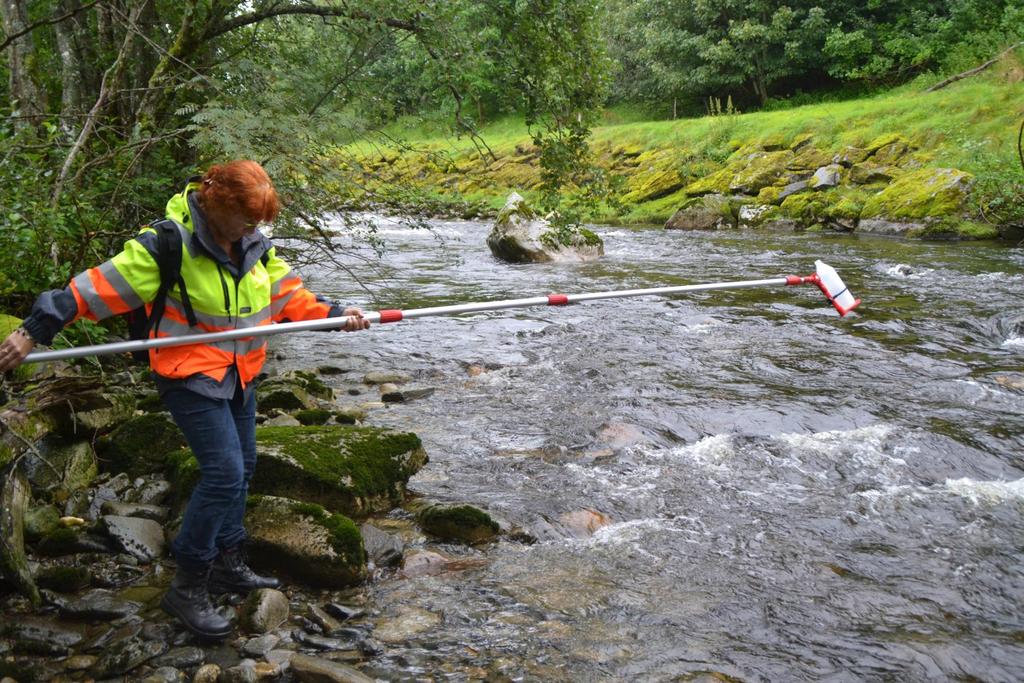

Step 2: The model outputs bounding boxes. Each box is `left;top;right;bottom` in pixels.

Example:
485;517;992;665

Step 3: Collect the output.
35;564;92;592
139;666;186;683
309;604;345;634
58;588;143;620
363;371;411;385
219;661;259;683
294;630;358;651
63;654;98;671
323;603;365;622
89;634;167;678
141;622;177;643
289;653;376;683
150;645;205;668
100;501;169;522
241;633;280;658
192;663;221;683
241;588;289;633
6;616;86;656
102;515;166;562
124;478;172;505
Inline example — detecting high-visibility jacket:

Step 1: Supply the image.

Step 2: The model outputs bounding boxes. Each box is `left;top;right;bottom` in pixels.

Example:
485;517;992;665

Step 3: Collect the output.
23;178;345;387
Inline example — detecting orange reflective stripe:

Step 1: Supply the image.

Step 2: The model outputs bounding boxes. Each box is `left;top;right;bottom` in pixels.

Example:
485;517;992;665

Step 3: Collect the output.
88;267;133;315
68;280;97;323
276;288;332;322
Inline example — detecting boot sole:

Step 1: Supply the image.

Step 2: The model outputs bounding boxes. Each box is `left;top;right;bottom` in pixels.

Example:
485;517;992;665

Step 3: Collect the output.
160;595;233;641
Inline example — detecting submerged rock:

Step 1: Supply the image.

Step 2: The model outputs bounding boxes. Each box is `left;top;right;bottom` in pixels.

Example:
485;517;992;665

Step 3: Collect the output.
417;504;500;544
289;653;376;683
486;192;603;263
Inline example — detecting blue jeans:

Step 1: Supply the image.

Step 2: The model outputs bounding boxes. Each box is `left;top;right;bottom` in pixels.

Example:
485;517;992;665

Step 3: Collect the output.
162;382;256;572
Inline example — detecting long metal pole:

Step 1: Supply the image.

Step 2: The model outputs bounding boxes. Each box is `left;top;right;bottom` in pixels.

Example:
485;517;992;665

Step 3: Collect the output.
24;275;811;364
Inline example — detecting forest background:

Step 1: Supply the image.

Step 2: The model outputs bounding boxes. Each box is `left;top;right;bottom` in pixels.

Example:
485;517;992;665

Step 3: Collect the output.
1;0;1022;324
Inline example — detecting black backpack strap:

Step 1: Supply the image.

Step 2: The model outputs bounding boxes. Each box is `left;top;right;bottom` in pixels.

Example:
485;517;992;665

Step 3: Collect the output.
146;220;197;337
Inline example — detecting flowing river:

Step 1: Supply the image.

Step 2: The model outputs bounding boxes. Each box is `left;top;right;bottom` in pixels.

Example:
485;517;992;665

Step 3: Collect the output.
273;216;1024;682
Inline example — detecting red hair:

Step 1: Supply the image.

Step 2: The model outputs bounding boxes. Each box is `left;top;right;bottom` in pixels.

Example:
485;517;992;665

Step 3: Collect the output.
199;160;280;224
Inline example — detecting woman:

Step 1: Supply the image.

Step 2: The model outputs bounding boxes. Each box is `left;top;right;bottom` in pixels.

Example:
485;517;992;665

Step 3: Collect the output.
0;160;368;640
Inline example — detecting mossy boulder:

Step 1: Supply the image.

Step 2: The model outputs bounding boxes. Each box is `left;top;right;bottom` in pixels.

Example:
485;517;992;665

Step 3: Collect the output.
22;438;97;496
24;377;136;438
23;504;61;541
165;426;428;516
418;504;500;544
664;194;737;230
788;146;832;172
684;167;734;196
486;192;603;263
861;168;973;221
727;151;792;195
281;370;334;401
620;169;685;204
849;164;898;185
97;413;187;478
295;409;332;426
245;495;367;588
256;380;317;412
35;565;92;592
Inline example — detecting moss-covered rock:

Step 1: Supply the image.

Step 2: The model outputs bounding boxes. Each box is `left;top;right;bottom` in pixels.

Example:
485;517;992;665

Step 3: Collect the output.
418;504;500;544
22;438;97;496
256;381;316;412
788;146;832;172
164;426;428;516
24;377;136;438
486;192;603;263
727;151;792;195
283;370;334;401
23;504;61;541
245;495;367;588
0;466;40;606
664;194;736;230
97;413;186;478
295;409;332;426
849;164;898;185
620;169;685;204
861;168;973;220
683;167;734;196
35;565;92;592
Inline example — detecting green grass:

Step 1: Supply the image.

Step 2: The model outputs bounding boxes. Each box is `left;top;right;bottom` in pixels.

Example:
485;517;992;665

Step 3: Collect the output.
347;59;1024;229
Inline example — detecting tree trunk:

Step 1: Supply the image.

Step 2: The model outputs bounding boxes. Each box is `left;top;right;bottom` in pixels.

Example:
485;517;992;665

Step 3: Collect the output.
0;0;47;123
53;0;88;136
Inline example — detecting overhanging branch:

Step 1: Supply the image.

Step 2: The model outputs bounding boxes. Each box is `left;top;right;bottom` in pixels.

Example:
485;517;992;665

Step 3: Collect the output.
0;0;105;52
203;3;420;42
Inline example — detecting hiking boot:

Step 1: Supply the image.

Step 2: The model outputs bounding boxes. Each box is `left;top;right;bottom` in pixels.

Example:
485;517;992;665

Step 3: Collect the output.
208;545;281;595
160;566;233;640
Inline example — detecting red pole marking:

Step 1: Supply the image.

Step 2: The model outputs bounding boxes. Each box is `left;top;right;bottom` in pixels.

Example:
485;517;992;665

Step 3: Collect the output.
378;309;404;323
547;294;570;306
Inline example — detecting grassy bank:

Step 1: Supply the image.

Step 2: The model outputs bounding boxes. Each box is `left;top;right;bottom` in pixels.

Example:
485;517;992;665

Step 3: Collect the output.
348;60;1024;234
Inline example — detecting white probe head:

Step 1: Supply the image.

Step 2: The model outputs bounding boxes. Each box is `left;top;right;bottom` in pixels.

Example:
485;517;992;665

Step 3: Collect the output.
814;260;861;316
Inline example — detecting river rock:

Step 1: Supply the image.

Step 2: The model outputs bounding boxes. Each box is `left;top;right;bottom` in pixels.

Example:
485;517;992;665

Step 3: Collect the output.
289;653;376;683
241;587;290;633
193;663;222;683
256;380;317;412
417;504;500;544
247;425;428;515
264;414;302;427
810;164;842;189
25;376;137;437
23;503;61;541
100;501;169;522
140;666;187;683
6;616;86;655
21;438;97;495
124;476;172;505
664;194;736;230
241;633;281;657
401;550;450;578
89;631;167;678
362;371;411;385
35;564;92;592
244;496;367;588
97;413;187;478
0;465;40;605
57;588;143;620
360;523;404;568
373;607;442;643
486;192;603;263
102;515;166;561
861;168;973;221
151;645;206;668
559;509;613;537
381;387;435;403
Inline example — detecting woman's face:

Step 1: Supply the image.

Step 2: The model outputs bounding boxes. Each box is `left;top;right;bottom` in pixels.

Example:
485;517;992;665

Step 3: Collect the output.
206;203;258;245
